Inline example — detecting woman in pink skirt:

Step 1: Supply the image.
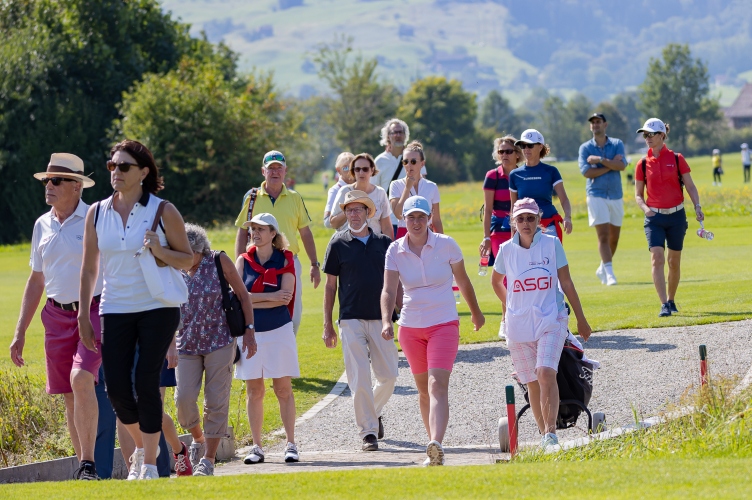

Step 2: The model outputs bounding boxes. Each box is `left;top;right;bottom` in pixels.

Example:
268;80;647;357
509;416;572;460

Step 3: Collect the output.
381;195;484;466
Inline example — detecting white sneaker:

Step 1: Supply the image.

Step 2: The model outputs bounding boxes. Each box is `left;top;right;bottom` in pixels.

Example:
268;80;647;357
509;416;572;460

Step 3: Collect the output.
127;448;144;480
284;442;299;463
604;265;617;286
244;444;265;464
138;465;159;480
595;263;607;284
193;458;214;476
426;440;444;466
540;433;559;450
498;320;506;341
189;441;205;467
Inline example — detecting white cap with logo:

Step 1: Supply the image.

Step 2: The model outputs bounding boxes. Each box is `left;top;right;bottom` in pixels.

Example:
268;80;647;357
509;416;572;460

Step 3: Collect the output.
636;118;666;134
515;129;545;146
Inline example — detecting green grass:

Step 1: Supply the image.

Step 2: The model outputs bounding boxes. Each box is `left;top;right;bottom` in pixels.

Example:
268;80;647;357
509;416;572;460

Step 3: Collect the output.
1;154;751;464
4;457;752;498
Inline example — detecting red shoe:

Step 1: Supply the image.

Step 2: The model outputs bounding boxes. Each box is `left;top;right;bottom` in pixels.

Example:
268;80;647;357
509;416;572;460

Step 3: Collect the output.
174;442;193;476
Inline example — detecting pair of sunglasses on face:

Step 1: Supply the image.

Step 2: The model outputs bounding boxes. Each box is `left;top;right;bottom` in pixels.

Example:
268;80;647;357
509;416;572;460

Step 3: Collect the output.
106;160;140;172
41;177;76;186
519;143;540;149
497;149;515;155
642;132;660;139
402;158;421;166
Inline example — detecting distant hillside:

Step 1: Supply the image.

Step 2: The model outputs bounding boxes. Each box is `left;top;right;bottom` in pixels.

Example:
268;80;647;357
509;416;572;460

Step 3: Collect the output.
161;0;752;104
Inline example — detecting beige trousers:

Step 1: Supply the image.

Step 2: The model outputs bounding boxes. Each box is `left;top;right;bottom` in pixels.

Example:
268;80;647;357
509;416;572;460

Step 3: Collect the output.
175;341;235;438
339;319;399;438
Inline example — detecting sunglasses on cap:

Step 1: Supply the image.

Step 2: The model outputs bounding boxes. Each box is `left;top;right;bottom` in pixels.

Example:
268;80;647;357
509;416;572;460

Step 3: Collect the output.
519;143;539;149
41;177;76;186
106;160;140;173
264;153;286;164
402;158;420;165
498;149;515;155
642;132;660;139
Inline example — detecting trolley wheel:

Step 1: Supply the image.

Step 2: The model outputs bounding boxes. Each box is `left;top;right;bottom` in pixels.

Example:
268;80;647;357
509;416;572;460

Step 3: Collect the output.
591;411;606;433
498;417;510;452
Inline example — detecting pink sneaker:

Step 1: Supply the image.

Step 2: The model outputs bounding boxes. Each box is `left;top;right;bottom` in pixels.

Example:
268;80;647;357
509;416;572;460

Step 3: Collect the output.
174;442;193;477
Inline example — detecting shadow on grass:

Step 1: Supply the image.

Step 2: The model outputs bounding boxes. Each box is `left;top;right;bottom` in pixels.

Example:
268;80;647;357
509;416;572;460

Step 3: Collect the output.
586;334;676;352
291;377;339;395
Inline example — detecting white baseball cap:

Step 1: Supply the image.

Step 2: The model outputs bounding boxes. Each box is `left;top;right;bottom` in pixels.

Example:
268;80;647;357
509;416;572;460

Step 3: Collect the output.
742;143;748;149
243;212;279;230
636;118;666;134
402;195;431;216
712;149;720;154
515;129;545;146
262;150;286;168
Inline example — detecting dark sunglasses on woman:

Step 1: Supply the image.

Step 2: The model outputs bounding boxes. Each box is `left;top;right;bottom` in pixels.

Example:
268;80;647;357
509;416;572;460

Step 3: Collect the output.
352;166;372;173
519;143;539;149
106;160;139;172
402;158;420;165
41;177;76;186
498;149;515;155
642;132;659;139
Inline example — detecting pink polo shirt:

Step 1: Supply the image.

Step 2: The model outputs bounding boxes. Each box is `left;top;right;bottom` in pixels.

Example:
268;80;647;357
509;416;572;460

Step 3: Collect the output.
385;231;464;328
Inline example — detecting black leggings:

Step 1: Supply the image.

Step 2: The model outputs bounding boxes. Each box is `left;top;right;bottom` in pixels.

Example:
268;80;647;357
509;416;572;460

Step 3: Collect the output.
101;308;180;434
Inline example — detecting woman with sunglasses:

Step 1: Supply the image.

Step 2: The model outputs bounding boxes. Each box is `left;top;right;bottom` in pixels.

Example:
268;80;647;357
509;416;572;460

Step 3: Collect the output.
324;152;355;229
510;129;573;241
381;195;484;466
491;198;591;450
329;153;394;238
389;141;443;238
634;119;704;318
78;140;193;480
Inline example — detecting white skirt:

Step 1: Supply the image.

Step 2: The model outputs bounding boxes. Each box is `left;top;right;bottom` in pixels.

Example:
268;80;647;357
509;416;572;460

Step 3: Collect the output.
234;322;300;380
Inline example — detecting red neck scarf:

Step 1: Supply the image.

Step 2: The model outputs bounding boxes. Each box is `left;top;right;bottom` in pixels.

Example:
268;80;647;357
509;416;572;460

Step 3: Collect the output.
243;247;296;317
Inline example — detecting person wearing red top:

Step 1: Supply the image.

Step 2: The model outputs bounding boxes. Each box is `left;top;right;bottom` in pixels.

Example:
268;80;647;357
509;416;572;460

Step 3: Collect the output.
634;118;704;318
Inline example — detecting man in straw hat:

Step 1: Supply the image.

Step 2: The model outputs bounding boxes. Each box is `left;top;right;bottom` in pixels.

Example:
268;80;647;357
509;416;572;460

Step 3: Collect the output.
322;190;399;451
10;153;108;480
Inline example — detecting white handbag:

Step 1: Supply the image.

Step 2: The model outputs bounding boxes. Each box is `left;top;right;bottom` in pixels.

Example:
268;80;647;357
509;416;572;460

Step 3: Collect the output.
138;201;189;307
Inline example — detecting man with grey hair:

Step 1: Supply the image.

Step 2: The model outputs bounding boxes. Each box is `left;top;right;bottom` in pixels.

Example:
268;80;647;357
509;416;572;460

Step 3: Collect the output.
9;153;108;480
371;118;426;237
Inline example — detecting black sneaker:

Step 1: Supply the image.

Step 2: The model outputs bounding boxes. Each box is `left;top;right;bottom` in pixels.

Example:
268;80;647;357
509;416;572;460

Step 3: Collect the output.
378;416;384;440
659;303;672;317
667;300;678;313
74;462;99;480
362;434;378;451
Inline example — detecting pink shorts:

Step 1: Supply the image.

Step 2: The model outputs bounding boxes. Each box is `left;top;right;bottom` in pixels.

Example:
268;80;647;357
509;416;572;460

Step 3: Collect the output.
41;301;102;394
507;313;568;384
398;320;459;374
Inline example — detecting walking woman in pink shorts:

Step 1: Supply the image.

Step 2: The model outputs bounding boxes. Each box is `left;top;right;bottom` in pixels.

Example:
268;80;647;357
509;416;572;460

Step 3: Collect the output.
381;195;485;466
491;198;592;450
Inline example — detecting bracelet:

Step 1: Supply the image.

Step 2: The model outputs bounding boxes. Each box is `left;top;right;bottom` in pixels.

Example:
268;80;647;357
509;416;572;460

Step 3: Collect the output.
482;237;490;242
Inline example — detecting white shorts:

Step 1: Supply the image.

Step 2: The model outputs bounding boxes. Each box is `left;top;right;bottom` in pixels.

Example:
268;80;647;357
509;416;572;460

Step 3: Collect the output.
234;322;300;380
587;196;624;227
507;312;568;384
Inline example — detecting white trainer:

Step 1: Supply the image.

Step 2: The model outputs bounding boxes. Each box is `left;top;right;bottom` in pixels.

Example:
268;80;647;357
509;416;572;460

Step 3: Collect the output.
498;320;506;341
604;265;618;286
284;442;299;463
127;448;144;480
426;440;445;466
244;444;265;464
595;263;607;284
138;465;159;480
540;433;559;450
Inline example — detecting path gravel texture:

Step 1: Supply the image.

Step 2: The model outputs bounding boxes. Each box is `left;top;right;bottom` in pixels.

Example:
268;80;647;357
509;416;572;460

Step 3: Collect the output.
262;320;752;459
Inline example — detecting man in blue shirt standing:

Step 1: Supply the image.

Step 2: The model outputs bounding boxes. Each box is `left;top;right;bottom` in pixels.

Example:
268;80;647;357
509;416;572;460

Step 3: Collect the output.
578;113;627;286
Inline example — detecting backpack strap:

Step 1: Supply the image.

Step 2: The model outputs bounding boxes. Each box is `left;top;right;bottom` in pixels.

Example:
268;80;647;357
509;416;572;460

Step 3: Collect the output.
93;201;101;228
674;153;684;190
213;250;233;310
640;158;647;184
390;155;404;183
244;187;259;246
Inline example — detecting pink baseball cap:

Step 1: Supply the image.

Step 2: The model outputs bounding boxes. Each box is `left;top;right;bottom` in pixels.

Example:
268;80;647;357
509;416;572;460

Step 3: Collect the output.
512;198;540;218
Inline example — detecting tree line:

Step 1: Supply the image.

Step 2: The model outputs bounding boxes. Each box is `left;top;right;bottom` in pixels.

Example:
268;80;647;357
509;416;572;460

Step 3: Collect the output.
0;2;742;244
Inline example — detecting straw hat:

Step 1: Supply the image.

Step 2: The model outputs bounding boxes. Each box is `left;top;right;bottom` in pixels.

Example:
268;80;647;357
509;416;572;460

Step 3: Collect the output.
339;190;376;219
33;153;95;188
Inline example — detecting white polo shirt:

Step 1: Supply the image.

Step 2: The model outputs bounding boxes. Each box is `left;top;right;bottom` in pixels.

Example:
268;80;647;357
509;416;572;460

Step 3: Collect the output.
388;178;441;228
372;151;427;225
30;199;104;304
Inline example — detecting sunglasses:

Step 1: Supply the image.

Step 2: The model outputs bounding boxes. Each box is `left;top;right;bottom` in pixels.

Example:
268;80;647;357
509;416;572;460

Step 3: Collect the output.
402;158;420;165
41;177;76;186
264;153;286;164
514;215;538;224
106;161;140;172
642;132;659;139
389;129;405;136
498;149;515;155
519;143;539;149
352;166;372;173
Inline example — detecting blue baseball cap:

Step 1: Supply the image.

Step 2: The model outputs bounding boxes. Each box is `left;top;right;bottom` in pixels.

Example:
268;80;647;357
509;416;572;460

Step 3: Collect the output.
403;195;431;216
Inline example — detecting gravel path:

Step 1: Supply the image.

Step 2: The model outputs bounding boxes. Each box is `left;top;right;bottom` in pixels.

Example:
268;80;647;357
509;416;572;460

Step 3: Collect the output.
268;320;752;455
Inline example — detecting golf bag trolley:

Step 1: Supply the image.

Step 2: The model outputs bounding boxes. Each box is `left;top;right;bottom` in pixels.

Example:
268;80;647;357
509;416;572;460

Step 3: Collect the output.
498;339;606;452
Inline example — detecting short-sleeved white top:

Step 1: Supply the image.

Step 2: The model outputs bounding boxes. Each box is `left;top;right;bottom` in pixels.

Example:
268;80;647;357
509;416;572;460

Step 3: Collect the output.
96;192;169;314
372;151;427;224
388;178;441;228
330;184;391;235
385;231;463;328
30;199;103;303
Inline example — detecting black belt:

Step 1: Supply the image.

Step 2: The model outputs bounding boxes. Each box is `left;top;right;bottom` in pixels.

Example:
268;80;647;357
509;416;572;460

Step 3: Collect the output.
49;295;101;312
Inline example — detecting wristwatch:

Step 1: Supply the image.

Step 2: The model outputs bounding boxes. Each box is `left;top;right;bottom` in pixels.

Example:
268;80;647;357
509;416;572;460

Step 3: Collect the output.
311;261;320;268
245;324;254;331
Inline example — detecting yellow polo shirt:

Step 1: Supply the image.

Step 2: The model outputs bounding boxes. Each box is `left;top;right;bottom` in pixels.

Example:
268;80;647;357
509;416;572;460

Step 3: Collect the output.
234;182;312;255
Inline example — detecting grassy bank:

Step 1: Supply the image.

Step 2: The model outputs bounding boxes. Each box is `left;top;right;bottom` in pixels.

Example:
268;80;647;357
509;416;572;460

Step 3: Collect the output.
1;155;750;466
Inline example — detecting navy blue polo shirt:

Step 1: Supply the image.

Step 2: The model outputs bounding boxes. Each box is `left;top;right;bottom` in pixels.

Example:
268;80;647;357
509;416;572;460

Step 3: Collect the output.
242;249;291;333
323;229;391;321
508;162;563;219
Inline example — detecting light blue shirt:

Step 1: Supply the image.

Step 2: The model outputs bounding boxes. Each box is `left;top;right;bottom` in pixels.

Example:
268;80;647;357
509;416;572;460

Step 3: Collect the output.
578;136;626;200
493;230;568;312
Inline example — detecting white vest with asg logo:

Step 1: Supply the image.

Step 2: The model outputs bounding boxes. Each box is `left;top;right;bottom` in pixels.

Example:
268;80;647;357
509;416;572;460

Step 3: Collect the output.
501;233;560;343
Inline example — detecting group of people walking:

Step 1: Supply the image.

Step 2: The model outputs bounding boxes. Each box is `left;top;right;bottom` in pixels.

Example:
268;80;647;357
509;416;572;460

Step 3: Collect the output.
10;110;709;479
